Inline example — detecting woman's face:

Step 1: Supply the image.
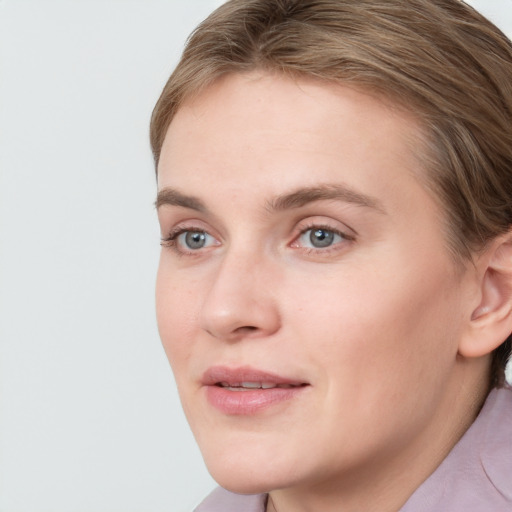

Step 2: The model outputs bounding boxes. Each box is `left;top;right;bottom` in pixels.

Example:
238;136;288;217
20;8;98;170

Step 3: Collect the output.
155;73;474;493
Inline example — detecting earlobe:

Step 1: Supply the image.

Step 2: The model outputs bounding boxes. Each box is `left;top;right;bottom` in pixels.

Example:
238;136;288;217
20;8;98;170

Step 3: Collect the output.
459;232;512;359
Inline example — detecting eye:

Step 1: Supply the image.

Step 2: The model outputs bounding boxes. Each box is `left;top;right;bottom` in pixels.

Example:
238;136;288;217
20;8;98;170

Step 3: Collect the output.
178;231;212;250
161;228;219;254
294;226;348;250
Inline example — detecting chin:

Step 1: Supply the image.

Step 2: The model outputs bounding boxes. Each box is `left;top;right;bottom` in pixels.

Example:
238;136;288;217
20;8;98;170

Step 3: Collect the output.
212;475;273;495
188;405;318;493
202;451;274;493
209;469;295;496
201;443;307;495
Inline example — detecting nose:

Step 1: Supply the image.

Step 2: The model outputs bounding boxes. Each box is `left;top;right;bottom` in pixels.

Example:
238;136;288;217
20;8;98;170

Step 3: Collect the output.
199;250;281;341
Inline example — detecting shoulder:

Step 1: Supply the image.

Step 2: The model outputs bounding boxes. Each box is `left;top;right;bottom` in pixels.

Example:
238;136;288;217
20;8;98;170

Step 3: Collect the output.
194;487;267;512
478;385;512;502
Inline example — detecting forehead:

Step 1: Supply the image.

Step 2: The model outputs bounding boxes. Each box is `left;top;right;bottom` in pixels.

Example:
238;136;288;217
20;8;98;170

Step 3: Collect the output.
160;73;424;172
157;72;462;281
157;72;434;219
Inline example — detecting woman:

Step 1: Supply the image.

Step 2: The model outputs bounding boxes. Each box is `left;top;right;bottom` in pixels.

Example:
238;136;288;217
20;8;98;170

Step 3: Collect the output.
151;1;512;510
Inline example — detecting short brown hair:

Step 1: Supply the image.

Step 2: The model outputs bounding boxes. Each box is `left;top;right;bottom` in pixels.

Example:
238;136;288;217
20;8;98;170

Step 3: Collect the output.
150;0;512;386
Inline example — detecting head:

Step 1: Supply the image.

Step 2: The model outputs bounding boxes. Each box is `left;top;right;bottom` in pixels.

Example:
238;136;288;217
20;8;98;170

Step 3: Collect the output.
152;0;512;387
152;0;512;501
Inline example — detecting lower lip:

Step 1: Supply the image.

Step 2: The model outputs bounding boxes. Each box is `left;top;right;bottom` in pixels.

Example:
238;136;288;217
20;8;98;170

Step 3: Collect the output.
205;385;306;415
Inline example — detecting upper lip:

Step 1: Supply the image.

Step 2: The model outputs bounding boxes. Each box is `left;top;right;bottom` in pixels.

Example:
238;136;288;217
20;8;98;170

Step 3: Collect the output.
201;365;308;387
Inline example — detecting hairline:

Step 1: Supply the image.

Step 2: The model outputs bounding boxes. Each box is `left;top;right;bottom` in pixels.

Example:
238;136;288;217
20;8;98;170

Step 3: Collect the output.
155;68;473;270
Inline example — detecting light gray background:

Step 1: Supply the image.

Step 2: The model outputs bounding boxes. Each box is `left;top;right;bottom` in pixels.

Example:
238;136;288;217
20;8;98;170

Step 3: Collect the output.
1;1;511;511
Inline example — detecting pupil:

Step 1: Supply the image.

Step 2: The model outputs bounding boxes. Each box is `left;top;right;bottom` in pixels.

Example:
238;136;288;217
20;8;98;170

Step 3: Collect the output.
310;229;334;248
185;231;206;249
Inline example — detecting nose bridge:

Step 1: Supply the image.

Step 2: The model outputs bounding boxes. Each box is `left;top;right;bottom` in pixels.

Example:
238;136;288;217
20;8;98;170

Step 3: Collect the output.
200;244;280;340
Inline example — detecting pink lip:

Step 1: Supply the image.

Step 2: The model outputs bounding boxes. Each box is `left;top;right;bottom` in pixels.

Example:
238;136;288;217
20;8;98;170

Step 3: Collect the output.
202;365;309;415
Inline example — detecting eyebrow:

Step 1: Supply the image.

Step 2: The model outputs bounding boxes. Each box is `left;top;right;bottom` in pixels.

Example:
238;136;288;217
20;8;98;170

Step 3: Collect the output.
155;188;207;212
267;184;386;214
155;183;385;214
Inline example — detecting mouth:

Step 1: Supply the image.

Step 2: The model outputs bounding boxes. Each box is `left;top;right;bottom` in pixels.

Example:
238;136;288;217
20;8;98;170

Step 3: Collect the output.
202;366;310;415
215;381;305;391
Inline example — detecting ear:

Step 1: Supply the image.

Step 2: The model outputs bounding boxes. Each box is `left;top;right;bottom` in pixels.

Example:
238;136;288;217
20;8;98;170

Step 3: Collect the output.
458;231;512;359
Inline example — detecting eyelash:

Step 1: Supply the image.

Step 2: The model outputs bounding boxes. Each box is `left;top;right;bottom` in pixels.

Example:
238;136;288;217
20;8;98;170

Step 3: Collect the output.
160;226;214;257
294;223;354;253
160;223;355;256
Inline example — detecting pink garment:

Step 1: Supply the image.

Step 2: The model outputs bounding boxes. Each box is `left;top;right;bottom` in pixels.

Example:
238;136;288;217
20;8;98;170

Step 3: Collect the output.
195;386;512;511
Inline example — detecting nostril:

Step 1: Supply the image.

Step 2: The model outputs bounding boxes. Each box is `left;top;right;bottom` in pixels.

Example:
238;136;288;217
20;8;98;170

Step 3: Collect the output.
236;325;258;333
204;324;257;338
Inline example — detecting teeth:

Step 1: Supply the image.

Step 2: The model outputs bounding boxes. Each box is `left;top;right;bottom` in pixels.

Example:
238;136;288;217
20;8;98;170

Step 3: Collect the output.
241;382;262;389
218;381;297;390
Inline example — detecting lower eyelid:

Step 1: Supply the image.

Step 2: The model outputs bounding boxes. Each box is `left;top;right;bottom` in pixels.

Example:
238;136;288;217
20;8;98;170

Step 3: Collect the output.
164;227;221;254
161;222;352;255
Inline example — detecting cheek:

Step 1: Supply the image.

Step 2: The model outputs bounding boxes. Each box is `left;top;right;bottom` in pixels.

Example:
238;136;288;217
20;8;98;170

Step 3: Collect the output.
286;255;462;388
278;261;464;459
155;259;199;374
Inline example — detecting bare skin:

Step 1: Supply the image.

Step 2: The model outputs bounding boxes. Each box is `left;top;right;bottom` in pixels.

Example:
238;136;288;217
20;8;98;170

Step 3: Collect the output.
156;72;508;512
